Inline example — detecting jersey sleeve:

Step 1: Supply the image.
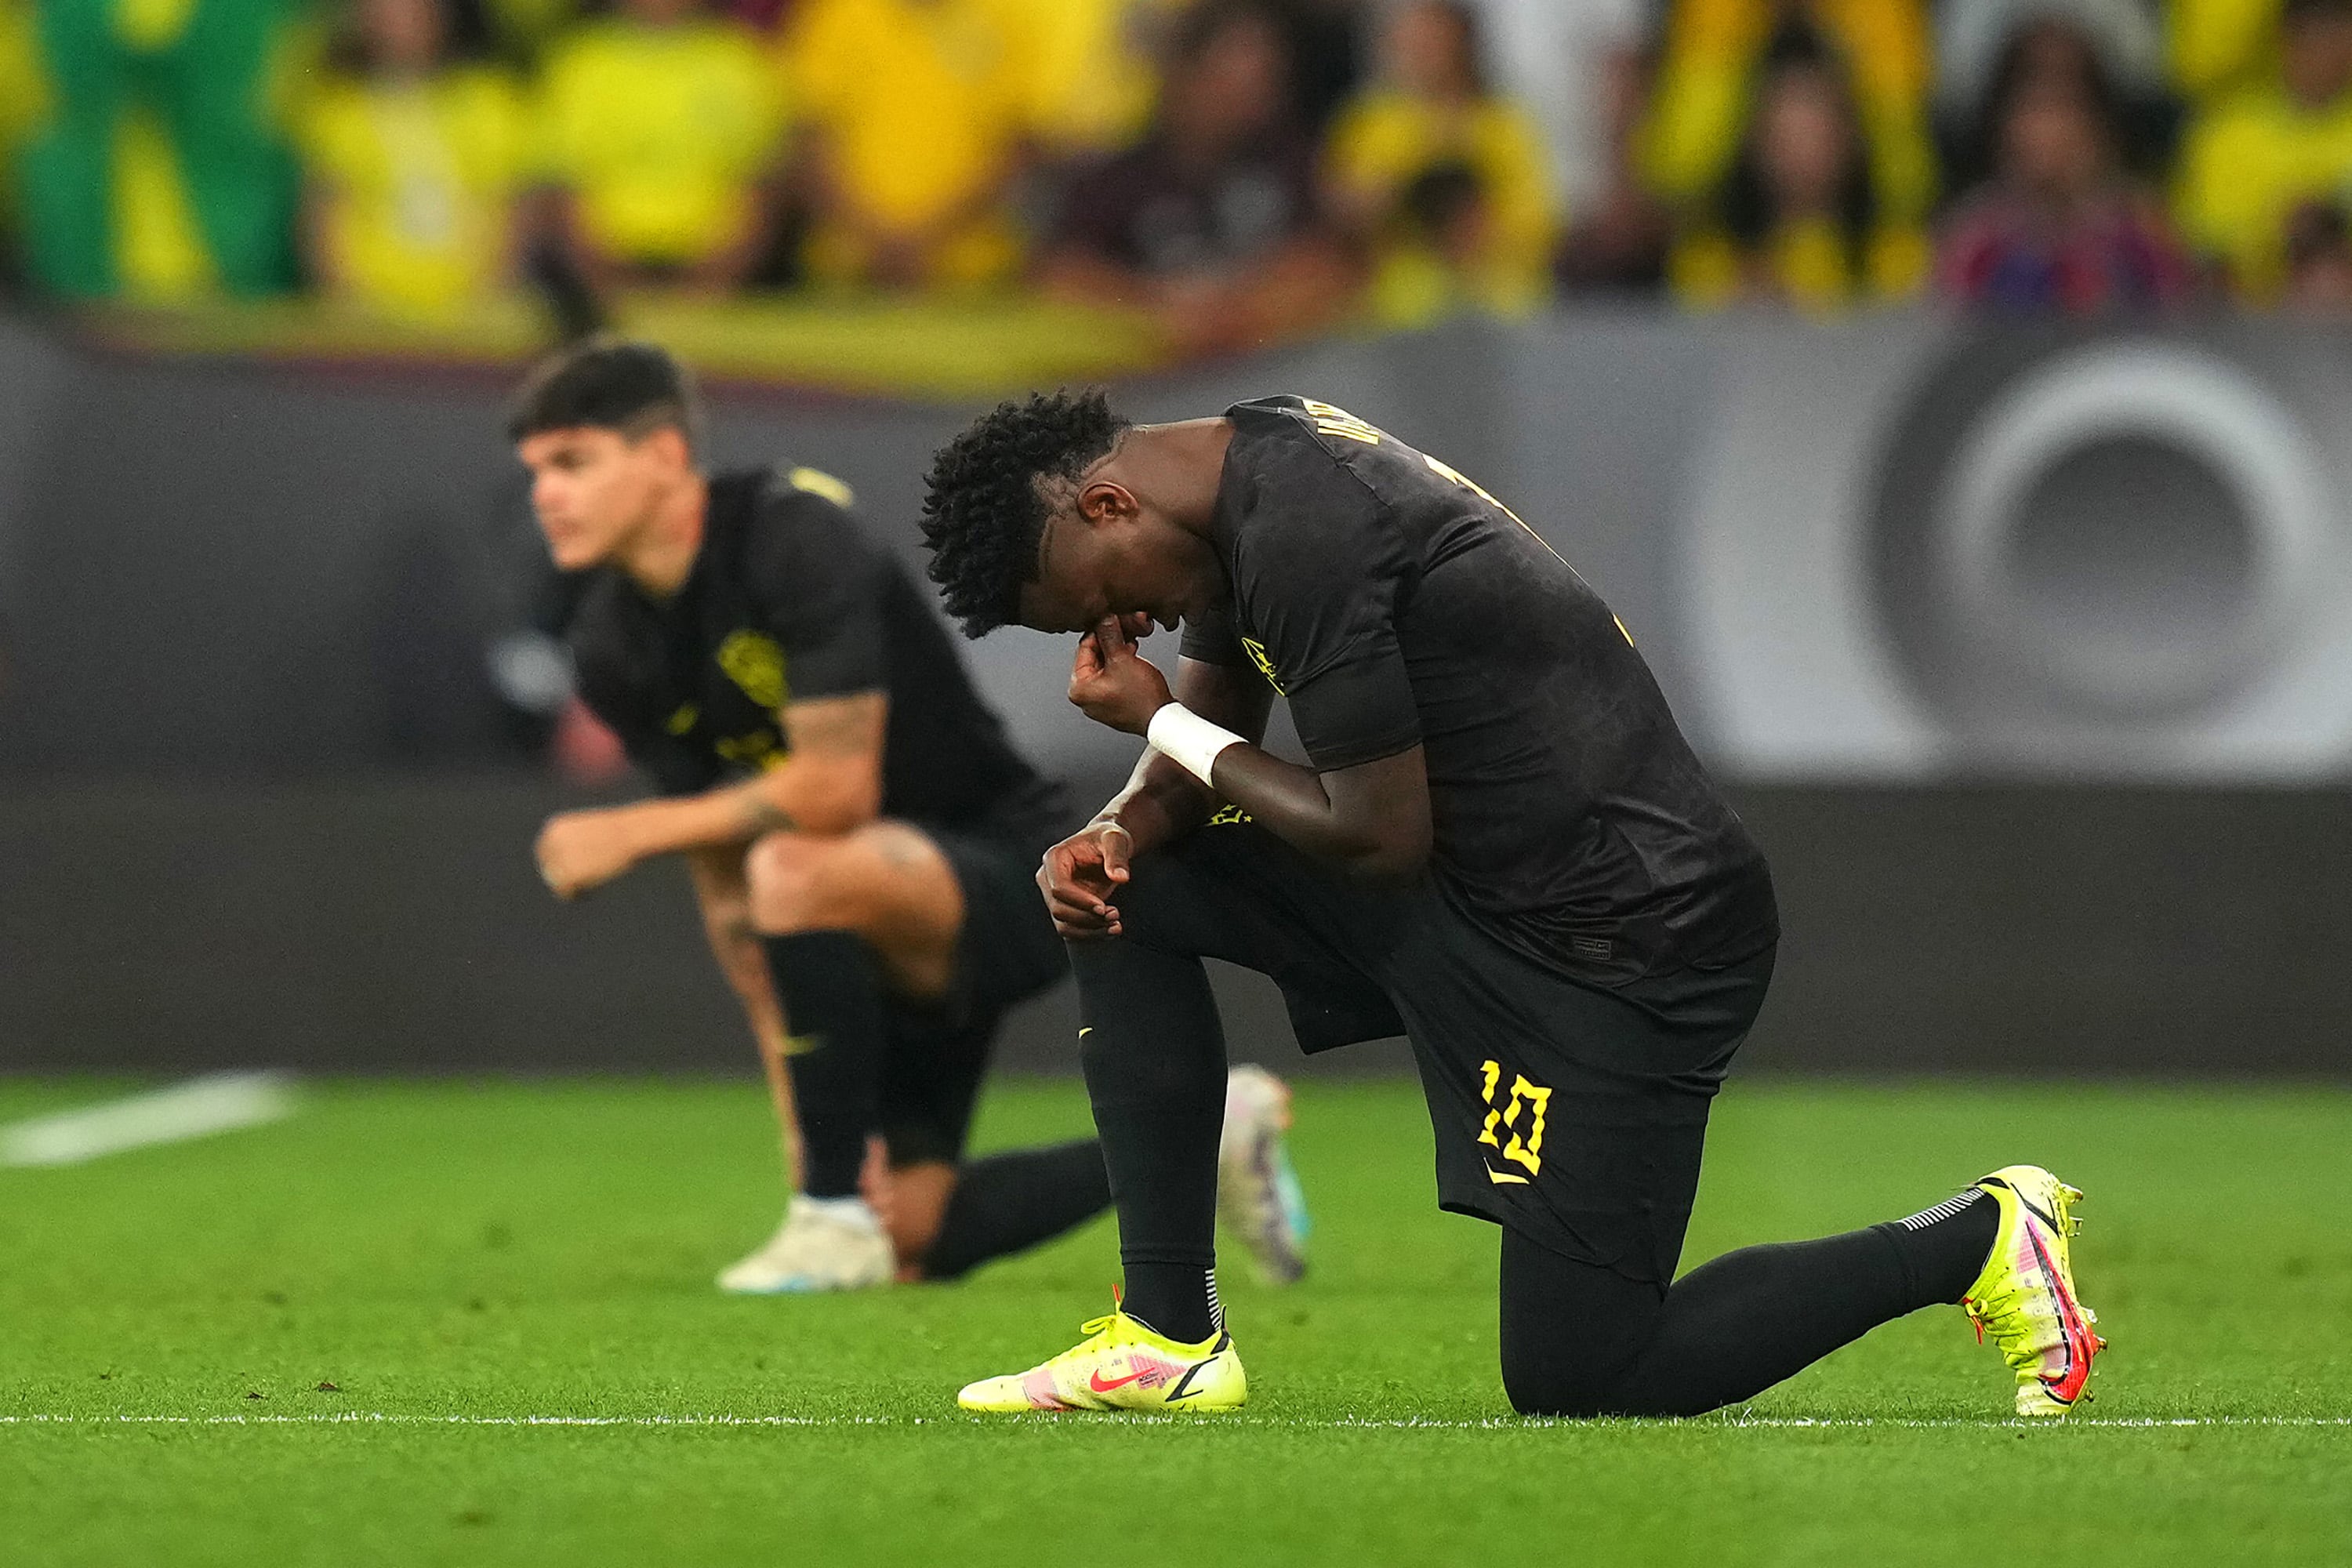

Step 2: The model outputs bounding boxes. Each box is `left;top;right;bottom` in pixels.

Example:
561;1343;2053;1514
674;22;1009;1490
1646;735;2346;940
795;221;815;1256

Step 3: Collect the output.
1231;432;1422;771
1178;598;1247;666
744;486;891;703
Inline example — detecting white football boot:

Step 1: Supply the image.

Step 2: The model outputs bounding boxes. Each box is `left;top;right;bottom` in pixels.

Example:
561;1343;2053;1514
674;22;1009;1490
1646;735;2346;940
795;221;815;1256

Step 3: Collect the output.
716;1195;895;1294
1218;1065;1311;1285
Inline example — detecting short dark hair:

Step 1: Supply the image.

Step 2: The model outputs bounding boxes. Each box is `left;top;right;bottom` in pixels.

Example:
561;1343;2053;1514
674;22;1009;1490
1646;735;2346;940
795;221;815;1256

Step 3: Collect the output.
505;338;702;450
920;390;1131;637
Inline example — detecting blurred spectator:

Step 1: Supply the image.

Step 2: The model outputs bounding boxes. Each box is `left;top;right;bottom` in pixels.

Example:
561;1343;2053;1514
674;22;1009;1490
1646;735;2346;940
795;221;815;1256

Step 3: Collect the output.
1025;0;1181;156
1279;0;1372;136
1936;5;2176;183
1024;1;1358;161
1040;0;1355;356
1940;0;2164;119
296;0;527;316
535;0;783;293
1936;27;2194;311
0;0;45;290
2170;0;2288;101
2175;0;2352;299
1552;24;1672;290
2281;195;2352;306
18;0;300;300
1669;42;1929;310
1639;0;1939;230
1324;0;1559;325
1454;0;1669;292
479;0;584;64
1456;0;1643;216
781;0;1036;291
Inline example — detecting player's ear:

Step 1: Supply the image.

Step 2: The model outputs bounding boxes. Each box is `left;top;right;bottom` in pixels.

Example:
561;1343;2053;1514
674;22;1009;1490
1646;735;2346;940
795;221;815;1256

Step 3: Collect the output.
1075;478;1138;530
640;424;692;474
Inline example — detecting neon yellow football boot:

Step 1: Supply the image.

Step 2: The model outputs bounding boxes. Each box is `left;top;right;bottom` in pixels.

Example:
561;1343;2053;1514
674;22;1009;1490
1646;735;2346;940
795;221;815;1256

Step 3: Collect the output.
956;1301;1247;1414
1961;1165;2105;1417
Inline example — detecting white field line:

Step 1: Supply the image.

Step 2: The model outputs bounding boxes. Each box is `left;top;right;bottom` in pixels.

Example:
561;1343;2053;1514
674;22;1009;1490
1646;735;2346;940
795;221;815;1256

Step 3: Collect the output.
2;1413;2348;1432
0;1073;298;1167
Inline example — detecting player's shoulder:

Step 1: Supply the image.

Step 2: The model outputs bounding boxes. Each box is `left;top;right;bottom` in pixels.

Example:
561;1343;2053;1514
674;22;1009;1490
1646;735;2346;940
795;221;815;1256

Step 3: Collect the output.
713;463;872;558
715;463;891;613
730;463;869;535
1220;396;1399;532
1226;394;1392;443
1222;397;1410;489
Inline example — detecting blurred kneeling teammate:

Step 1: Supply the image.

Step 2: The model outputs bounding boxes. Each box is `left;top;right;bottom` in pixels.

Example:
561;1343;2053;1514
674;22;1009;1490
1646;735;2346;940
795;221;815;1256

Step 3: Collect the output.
510;342;1308;1293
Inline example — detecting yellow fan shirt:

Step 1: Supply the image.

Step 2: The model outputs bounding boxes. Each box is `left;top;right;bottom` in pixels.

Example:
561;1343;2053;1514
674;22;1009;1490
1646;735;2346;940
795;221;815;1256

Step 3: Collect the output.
298;67;525;314
1639;0;1937;223
538;17;784;267
1326;88;1561;325
2175;85;2352;299
782;0;1036;285
1671;216;1927;313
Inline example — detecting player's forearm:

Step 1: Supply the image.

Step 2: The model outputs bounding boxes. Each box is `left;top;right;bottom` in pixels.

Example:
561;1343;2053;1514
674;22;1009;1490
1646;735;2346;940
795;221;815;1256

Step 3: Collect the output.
613;761;880;862
1096;750;1215;855
1204;747;1422;880
1143;699;1431;881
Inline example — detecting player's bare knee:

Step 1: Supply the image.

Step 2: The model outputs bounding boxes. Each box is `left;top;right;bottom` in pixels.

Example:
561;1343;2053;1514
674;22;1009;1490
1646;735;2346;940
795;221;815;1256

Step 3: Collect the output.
745;833;861;935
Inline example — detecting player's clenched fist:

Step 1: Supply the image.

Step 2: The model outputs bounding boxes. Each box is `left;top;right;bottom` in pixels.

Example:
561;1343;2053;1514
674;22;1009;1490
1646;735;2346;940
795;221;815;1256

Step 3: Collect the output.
535;809;640;899
1037;821;1134;938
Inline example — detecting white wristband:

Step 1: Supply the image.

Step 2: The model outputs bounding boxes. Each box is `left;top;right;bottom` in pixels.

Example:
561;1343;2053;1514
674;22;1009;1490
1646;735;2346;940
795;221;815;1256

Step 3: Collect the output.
1147;702;1246;787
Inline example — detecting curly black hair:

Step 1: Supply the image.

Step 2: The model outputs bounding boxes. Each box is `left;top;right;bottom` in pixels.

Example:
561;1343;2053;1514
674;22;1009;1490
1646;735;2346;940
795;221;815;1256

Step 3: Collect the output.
920;389;1131;637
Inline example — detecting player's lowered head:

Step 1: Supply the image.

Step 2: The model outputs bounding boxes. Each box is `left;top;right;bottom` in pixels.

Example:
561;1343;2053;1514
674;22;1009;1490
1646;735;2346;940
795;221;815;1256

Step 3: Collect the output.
509;338;706;577
920;389;1232;640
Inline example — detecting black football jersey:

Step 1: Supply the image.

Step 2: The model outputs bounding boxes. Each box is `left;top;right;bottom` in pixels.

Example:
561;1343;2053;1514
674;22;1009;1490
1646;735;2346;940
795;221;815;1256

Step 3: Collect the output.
567;466;1066;848
1180;396;1778;983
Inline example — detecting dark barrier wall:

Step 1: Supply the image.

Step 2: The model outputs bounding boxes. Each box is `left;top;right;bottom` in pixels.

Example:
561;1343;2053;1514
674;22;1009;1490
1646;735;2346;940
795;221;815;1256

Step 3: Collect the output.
10;312;2352;786
0;314;1708;785
5;776;2345;1076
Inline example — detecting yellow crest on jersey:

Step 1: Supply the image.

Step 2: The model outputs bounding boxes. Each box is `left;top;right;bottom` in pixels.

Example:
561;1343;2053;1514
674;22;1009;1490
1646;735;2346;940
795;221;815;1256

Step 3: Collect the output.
715;630;789;711
1240;637;1286;695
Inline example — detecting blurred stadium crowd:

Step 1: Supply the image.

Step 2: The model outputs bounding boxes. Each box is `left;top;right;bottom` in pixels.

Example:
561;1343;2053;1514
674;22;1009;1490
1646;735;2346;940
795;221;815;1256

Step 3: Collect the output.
2;0;2351;349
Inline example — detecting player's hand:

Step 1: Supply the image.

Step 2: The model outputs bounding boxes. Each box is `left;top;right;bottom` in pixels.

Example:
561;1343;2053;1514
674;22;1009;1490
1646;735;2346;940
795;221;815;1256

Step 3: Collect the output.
1068;615;1173;735
535;809;640;899
1037;821;1134;939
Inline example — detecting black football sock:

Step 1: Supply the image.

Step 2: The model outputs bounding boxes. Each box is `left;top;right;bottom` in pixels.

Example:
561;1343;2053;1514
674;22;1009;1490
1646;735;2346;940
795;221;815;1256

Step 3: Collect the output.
1069;938;1228;1345
1497;1190;2002;1417
1877;1189;2001;1305
918;1139;1114;1281
765;929;888;1200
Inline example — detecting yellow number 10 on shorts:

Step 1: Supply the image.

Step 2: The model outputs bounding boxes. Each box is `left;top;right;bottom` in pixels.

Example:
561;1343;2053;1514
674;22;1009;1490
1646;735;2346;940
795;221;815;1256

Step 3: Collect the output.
1478;1061;1552;1185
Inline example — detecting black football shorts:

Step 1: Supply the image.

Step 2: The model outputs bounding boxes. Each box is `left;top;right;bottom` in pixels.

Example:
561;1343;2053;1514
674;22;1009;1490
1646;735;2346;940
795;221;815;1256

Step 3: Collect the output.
1105;815;1774;1283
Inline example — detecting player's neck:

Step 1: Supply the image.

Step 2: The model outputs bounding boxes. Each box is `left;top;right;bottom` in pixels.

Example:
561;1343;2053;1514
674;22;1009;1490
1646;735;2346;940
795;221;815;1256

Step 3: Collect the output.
616;471;708;599
1128;419;1235;541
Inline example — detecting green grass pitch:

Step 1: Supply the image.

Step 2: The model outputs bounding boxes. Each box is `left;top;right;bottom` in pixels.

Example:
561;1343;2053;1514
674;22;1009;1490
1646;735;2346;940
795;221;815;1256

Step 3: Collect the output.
4;1074;2350;1566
